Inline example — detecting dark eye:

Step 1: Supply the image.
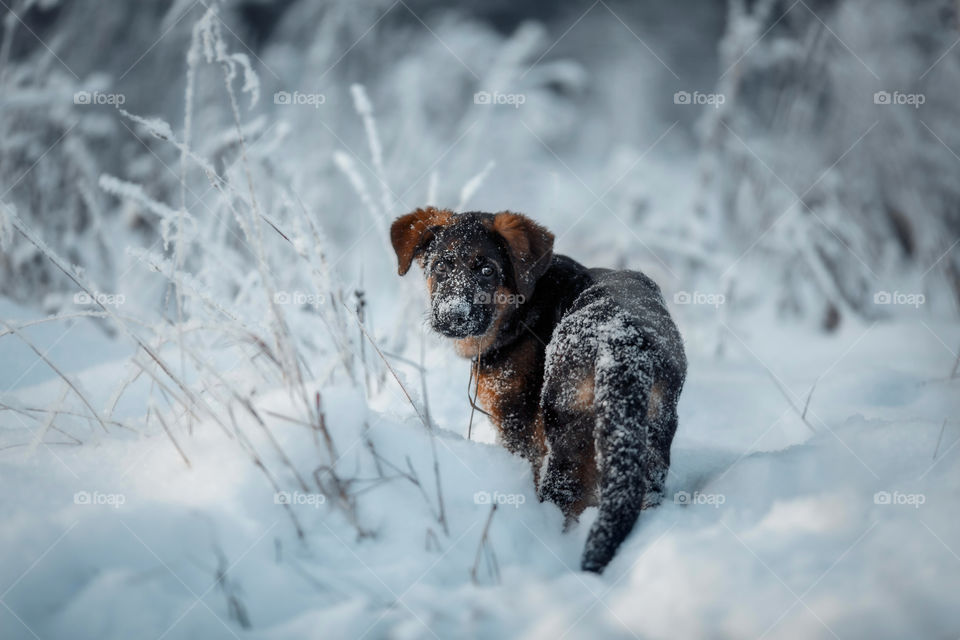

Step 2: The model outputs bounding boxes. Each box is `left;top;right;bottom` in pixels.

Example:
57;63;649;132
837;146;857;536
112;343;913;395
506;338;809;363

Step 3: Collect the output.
434;260;449;273
480;265;495;278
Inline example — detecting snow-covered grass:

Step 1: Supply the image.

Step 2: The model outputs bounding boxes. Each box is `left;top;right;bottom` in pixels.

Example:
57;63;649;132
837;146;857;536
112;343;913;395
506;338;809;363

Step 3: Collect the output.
1;297;957;639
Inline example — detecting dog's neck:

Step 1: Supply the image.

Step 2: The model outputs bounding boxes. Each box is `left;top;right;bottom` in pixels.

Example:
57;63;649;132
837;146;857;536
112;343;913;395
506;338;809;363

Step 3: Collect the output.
475;303;541;366
452;301;540;364
455;253;594;368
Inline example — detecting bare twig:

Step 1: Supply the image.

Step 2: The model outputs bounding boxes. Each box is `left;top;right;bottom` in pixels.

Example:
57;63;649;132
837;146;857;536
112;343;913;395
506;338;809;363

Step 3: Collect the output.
802;379;818;422
314;391;338;462
0;310;109;338
379;350;424;371
154;407;192;468
419;334;433;437
933;418;948;460
347;304;449;534
27;383;70;455
470;504;500;585
356;283;372;394
212;543;252;630
425;528;441;552
760;367;817;433
346;302;428;427
365;450;444;525
227;406;306;541
2;320;109;432
466;342;489;439
0;441;81;451
312;464;371;540
0;404;85;443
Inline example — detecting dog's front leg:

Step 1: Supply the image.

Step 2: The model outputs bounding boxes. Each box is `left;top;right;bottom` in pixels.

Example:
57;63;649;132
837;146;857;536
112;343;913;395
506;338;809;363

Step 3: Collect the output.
495;410;547;490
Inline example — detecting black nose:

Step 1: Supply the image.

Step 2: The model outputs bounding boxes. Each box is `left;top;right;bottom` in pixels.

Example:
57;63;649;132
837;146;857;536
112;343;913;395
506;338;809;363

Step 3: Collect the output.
436;297;471;324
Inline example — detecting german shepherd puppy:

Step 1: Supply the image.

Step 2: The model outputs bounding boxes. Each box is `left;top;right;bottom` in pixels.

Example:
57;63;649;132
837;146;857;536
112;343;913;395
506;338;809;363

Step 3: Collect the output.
390;207;686;572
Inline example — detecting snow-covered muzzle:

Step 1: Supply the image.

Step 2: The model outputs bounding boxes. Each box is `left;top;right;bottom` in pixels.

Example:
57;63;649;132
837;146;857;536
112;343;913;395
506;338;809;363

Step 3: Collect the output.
428;259;499;338
410;215;513;339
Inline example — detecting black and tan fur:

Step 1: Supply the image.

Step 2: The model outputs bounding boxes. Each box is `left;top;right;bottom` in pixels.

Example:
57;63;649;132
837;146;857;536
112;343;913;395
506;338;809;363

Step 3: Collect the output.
391;207;686;573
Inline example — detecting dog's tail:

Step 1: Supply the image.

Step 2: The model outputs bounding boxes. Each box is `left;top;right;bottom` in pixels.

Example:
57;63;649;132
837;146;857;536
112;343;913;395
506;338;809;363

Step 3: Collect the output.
581;329;672;573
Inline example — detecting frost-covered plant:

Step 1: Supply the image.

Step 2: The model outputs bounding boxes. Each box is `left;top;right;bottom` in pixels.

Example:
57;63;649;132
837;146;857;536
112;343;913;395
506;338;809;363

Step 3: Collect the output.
694;0;960;327
7;3;529;543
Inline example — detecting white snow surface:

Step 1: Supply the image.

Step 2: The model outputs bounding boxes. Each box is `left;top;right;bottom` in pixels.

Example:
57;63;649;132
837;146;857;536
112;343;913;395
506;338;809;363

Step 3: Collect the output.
1;297;958;640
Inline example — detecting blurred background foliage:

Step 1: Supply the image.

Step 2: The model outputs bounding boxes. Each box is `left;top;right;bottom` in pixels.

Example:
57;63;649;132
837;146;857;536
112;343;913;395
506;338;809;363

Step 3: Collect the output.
0;0;957;332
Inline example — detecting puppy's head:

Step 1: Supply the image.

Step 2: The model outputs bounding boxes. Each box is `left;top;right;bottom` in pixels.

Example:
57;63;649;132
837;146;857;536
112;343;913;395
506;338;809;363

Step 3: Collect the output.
390;207;554;346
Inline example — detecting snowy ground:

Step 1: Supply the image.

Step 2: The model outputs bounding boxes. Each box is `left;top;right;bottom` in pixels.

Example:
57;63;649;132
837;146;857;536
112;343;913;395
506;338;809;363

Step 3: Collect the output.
1;295;957;639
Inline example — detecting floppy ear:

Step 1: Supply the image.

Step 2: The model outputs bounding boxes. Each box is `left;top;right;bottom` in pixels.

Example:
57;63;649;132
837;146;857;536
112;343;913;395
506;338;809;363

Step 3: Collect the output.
390;207;454;275
490;211;554;298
